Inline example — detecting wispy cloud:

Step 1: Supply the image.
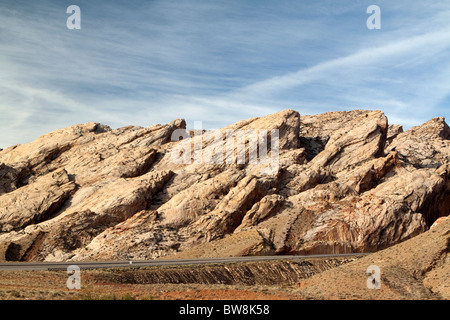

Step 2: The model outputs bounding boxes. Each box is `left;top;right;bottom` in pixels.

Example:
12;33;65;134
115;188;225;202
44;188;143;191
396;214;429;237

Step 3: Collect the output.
1;1;450;148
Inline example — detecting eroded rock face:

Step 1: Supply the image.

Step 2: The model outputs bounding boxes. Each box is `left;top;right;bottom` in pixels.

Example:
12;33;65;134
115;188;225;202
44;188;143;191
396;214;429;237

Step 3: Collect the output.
0;169;76;232
0;109;448;261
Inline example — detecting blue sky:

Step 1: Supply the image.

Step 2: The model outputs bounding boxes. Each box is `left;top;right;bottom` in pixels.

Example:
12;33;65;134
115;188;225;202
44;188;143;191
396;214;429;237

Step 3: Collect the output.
1;0;450;148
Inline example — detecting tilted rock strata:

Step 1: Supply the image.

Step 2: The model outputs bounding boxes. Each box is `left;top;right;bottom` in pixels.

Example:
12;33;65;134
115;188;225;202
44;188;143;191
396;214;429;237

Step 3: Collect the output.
0;109;449;262
0;169;76;232
297;216;450;299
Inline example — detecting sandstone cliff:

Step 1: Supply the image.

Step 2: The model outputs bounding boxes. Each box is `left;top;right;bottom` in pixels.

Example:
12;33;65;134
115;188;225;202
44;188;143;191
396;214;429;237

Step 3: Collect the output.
0;109;448;262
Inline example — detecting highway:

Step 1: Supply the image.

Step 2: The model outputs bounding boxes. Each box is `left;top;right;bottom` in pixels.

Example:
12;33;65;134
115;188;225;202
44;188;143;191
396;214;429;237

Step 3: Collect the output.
0;253;369;271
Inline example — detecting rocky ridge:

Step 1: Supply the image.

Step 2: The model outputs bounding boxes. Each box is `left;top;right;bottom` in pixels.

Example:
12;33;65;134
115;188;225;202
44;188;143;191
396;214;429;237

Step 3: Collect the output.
0;109;449;262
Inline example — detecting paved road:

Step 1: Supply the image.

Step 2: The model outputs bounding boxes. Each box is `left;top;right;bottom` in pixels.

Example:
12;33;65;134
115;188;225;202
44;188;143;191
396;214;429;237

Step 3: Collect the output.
0;253;369;271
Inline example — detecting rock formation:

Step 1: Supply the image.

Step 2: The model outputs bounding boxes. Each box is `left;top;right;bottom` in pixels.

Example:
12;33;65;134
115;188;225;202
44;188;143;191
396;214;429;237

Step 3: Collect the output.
0;109;448;262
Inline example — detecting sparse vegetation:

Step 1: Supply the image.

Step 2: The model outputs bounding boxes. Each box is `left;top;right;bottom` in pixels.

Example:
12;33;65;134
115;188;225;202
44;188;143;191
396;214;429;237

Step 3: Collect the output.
75;290;139;300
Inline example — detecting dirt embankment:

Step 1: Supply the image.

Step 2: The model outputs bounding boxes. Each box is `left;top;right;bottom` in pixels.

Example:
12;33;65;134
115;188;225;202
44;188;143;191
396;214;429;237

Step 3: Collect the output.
91;257;359;286
0;257;358;300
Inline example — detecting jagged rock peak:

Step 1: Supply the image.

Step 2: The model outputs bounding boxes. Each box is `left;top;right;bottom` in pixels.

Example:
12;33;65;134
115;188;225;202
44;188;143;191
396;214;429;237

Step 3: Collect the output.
0;109;448;262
